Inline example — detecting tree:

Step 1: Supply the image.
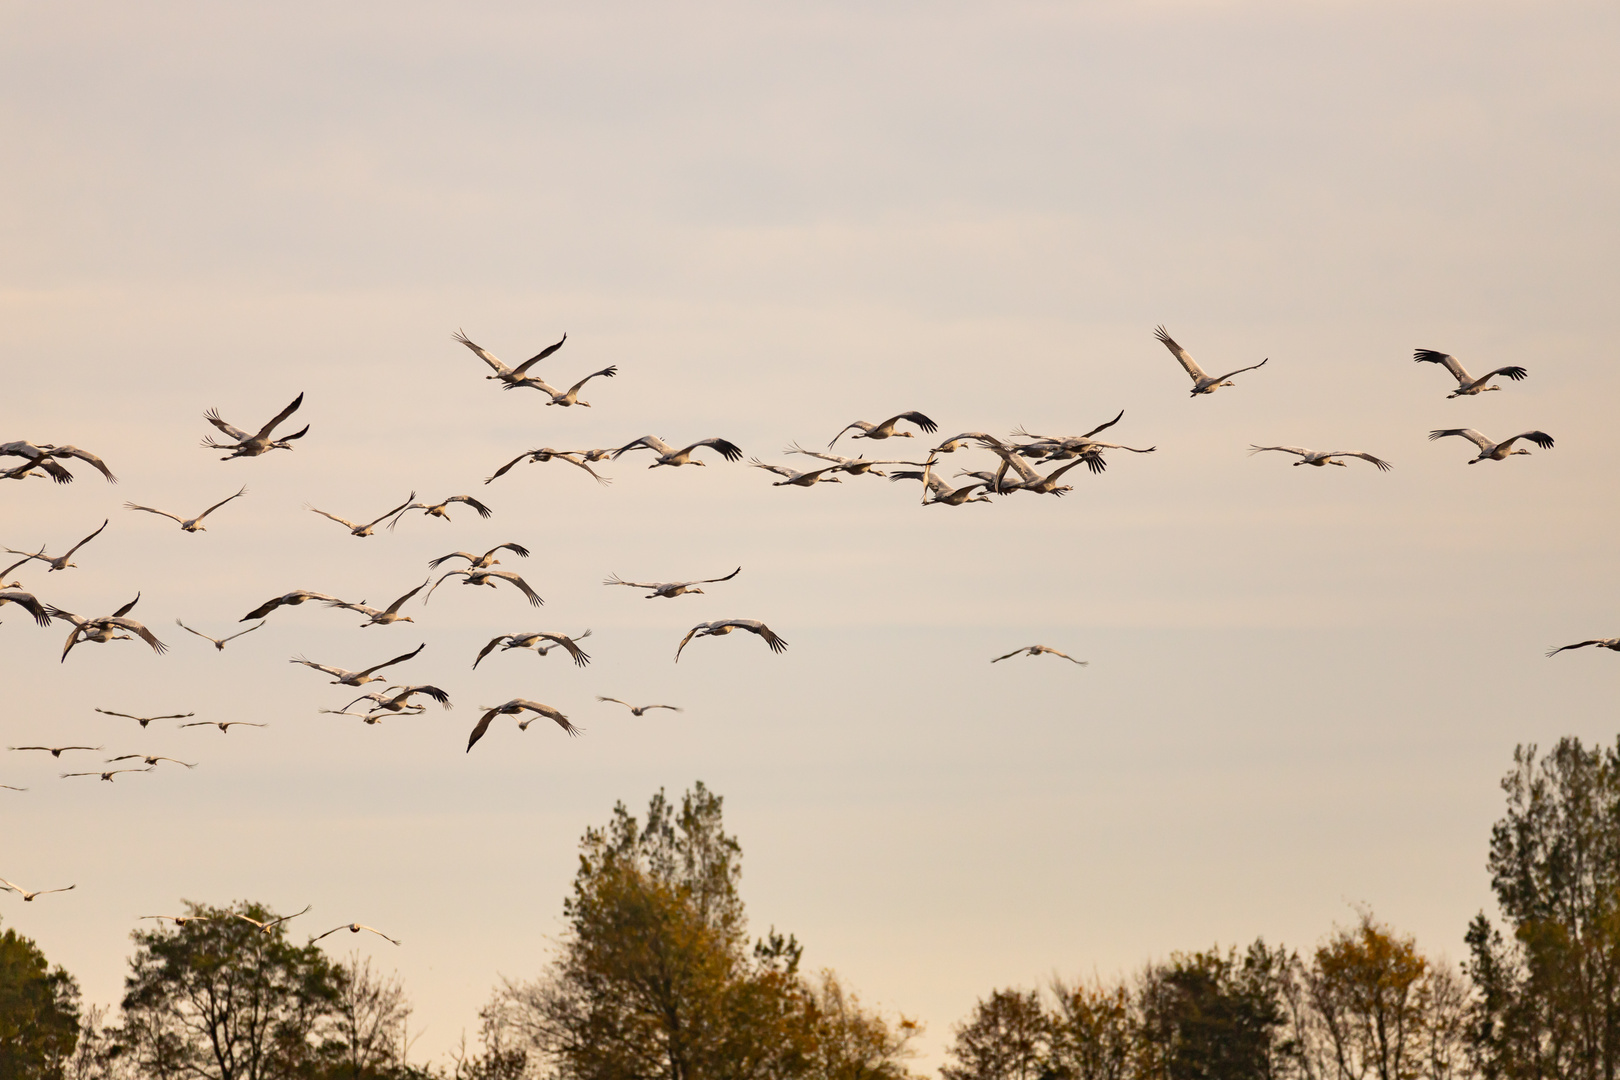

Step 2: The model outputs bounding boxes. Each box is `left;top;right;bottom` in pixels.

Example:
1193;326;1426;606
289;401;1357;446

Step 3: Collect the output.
1135;941;1294;1080
938;988;1047;1080
327;953;414;1079
118;900;342;1080
1045;978;1134;1080
485;782;918;1080
0;917;82;1079
1467;738;1620;1079
1304;913;1438;1080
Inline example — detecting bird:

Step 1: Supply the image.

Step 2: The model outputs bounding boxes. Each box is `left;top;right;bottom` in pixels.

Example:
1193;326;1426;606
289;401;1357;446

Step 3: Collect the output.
484;448;611;485
1428;428;1554;463
1413;349;1529;397
318;706;420;723
0;785;26;792
201;393;308;459
94;708;194;728
976;444;1100;494
748;458;844;487
426;543;531;571
782;443;926;477
890;464;993;506
313;922;401;946
1008;413;1157;458
9;745;103;758
503;364;618;407
426;568;542;606
931;432;1012;455
291;643;426;686
466;699;580;751
124;487;247;532
52;594;167;661
603;567;740;599
827;412;939;449
340;684;451;715
596;697;682;716
141;914;212;926
175;618;266;651
675;619;788;661
107;754;197;769
991;645;1088;664
1546;639;1620;658
1154;326;1269;396
5;519;109;572
61;767;155;782
388;495;492;526
233;904;311;933
473;630;591;669
454;329;567;385
240;589;347;622
611;435;744;468
0;587;53;627
324;580;430;626
0;441;117;483
1247;446;1392;471
307;492;417;537
179;721;267;733
0;879;74;901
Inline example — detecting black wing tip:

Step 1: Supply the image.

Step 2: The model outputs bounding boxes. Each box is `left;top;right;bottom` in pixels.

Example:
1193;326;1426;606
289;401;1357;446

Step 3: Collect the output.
1413;349;1446;362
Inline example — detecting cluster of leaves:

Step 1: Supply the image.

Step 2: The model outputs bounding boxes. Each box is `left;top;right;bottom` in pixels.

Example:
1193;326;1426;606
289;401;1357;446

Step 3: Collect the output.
480;781;922;1080
0;918;82;1079
1467;736;1620;1080
942;921;1473;1080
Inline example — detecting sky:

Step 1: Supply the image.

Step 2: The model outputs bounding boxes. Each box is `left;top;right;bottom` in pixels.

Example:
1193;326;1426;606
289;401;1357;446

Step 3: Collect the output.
3;0;1618;1070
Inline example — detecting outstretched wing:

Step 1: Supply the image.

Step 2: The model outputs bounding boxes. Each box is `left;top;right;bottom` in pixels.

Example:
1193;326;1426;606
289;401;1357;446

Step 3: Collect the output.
697;567;742;586
307;507;358;529
484;451;534;484
1499;431;1555;451
195;486;248;521
1081;410;1125;439
612;435;671;460
253;394;305;440
1248;445;1309;458
1428;429;1491;449
1211;357;1269;382
490;572;543;606
882;411;938;434
1154;326;1207;382
509;333;568;376
472;635;509;669
674;624;705;661
561;365;616;398
454;331;512;376
688;438;743;462
1413;349;1470;384
63;519;110;557
356;642;427;678
466;707;501;752
990;648;1027;662
1329;452;1393;472
446;495;492;518
126;503;186;524
107;618;166;654
1546;641;1601;657
384;579;431;614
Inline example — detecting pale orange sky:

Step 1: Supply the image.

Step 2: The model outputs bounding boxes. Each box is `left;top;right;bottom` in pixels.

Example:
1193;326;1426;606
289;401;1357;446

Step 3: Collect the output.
3;0;1618;1070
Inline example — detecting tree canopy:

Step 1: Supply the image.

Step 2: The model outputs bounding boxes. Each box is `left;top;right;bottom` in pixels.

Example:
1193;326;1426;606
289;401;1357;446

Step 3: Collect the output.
0;917;82;1080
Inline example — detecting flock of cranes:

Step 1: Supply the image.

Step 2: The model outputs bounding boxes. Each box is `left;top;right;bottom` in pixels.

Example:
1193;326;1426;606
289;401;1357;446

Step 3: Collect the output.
2;323;1607;949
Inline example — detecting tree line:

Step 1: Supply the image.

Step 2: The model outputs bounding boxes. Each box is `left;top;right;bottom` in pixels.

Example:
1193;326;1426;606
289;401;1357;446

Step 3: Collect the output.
4;736;1620;1079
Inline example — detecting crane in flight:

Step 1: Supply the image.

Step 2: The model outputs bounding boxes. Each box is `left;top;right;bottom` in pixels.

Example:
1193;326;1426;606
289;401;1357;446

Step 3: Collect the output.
5;519;109;572
1154;326;1268;396
1413;349;1528;397
466;699;580;751
1546;638;1620;658
314;922;401;946
0;878;74;901
306;493;417;538
991;645;1088;664
125;487;247;532
612;436;743;468
1428;428;1554;464
175;619;266;651
201;393;308;459
95;708;194;728
675;619;788;661
1247;446;1392;471
603;567;740;599
290;643;426;686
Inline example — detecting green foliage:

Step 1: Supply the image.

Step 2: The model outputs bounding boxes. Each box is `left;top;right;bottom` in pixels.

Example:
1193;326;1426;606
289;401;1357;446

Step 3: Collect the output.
0;917;82;1079
484;782;919;1080
1136;942;1293;1080
1467;737;1620;1079
118;900;342;1080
